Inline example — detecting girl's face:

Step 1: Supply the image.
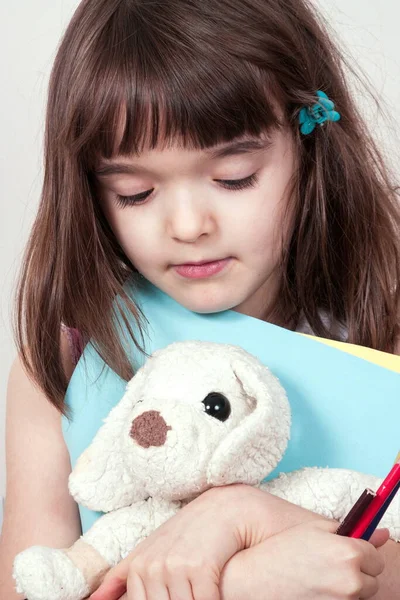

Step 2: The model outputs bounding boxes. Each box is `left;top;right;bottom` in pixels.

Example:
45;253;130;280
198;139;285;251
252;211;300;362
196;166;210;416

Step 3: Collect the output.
96;126;296;320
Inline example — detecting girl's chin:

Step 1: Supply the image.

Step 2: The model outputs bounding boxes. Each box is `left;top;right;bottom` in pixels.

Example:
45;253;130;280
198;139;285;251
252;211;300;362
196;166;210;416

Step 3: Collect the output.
154;276;245;313
175;295;238;315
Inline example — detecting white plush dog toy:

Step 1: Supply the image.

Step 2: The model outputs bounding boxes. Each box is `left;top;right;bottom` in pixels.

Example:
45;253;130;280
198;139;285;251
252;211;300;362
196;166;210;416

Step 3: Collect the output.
13;340;400;600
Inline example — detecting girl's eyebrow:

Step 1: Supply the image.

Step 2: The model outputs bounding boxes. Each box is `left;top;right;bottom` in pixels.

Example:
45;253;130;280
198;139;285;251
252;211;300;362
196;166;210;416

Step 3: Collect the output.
94;138;272;178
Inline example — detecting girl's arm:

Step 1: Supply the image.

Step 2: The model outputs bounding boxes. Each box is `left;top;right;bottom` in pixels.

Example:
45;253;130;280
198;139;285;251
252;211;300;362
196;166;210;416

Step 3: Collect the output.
219;487;398;600
92;484;386;600
0;332;81;600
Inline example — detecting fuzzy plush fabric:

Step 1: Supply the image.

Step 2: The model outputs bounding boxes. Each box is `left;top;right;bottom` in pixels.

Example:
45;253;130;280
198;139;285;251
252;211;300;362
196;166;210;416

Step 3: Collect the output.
13;341;400;600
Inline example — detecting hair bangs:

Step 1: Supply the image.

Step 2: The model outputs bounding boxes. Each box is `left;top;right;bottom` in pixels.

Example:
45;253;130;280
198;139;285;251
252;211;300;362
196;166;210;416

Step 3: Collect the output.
70;11;281;172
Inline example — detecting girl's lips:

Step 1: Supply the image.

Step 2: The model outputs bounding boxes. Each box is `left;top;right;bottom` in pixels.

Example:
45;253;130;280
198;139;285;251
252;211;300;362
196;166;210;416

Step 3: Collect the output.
173;258;232;279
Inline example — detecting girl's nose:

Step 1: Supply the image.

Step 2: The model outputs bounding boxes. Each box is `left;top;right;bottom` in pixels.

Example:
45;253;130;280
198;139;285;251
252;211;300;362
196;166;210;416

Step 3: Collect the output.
166;195;215;243
130;410;172;448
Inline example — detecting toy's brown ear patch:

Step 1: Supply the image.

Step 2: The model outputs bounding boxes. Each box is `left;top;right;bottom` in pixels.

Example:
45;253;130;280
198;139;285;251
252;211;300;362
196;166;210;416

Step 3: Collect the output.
234;373;257;411
130;410;172;448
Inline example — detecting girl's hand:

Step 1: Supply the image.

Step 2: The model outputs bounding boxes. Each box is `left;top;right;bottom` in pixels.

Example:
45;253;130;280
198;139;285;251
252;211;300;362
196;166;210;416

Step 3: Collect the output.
221;519;389;600
89;483;389;600
89;484;269;600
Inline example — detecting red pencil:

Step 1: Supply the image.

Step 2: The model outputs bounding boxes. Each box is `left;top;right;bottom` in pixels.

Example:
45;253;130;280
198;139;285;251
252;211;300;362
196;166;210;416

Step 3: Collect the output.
348;462;400;539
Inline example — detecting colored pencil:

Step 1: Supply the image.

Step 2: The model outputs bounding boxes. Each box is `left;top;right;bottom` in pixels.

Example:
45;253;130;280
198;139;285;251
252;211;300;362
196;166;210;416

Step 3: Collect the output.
349;462;400;539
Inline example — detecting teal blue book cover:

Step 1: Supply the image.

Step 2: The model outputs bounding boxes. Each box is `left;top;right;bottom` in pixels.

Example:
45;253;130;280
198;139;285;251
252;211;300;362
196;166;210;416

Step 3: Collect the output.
63;279;400;532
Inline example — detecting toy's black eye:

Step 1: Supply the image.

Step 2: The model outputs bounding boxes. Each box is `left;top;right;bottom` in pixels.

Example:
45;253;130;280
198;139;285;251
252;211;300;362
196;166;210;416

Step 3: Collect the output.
202;392;231;422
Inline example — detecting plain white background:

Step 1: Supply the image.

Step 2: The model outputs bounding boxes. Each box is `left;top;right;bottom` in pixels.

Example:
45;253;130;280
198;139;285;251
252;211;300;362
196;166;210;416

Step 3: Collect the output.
0;1;399;514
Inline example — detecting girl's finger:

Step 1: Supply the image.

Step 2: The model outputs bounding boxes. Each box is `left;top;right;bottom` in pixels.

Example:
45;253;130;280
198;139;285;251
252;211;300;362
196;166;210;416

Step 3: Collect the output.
369;528;390;548
90;577;127;600
359;574;380;599
359;542;385;577
166;576;195;600
139;572;169;600
90;556;131;600
127;572;147;600
190;575;220;600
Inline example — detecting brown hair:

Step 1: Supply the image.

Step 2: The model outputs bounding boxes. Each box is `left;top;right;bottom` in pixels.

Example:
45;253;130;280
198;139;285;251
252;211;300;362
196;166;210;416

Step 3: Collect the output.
15;0;400;415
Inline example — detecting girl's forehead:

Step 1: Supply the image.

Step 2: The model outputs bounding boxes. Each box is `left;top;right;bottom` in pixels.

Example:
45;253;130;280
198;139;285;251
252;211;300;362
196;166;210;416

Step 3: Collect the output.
96;135;276;176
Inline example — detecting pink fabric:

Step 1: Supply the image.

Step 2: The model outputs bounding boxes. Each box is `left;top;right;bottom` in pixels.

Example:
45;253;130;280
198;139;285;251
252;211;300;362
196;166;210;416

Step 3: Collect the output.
61;324;84;366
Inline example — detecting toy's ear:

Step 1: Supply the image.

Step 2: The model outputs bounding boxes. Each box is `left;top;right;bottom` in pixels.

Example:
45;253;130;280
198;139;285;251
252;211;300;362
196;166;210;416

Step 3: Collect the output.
206;355;290;486
68;363;150;512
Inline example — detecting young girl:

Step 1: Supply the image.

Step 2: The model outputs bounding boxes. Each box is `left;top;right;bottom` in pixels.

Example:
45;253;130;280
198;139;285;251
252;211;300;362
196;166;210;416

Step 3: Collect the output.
1;0;399;599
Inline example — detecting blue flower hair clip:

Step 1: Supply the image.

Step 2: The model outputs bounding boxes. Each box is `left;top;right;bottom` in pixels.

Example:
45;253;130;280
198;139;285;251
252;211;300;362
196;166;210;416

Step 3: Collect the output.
299;90;341;135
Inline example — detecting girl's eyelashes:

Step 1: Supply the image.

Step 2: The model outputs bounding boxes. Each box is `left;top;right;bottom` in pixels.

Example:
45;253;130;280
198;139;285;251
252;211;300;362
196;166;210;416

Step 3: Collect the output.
114;172;259;208
115;189;153;208
216;172;259;192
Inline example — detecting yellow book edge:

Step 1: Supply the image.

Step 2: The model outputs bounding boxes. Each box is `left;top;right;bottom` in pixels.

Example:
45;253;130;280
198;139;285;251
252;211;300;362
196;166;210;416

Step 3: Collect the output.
299;334;400;374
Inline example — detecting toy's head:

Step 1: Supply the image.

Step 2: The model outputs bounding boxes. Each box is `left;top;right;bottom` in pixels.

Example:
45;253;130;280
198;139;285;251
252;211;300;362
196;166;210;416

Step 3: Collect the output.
69;341;290;511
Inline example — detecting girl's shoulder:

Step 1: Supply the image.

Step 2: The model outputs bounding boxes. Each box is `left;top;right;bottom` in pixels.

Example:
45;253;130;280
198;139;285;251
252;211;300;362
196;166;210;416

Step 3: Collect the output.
295;310;348;342
296;312;400;356
60;324;84;380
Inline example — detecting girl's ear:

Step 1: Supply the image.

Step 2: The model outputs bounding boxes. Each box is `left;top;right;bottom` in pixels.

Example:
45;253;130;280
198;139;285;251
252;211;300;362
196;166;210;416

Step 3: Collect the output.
68;363;150;512
206;355;290;486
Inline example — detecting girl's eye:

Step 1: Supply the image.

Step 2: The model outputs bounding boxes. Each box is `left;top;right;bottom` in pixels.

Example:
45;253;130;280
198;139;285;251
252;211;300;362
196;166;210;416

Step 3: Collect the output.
114;172;259;208
115;189;153;208
215;172;259;192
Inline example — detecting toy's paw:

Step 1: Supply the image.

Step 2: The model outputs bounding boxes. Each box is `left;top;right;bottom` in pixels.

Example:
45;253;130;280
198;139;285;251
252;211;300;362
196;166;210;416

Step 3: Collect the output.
13;546;90;600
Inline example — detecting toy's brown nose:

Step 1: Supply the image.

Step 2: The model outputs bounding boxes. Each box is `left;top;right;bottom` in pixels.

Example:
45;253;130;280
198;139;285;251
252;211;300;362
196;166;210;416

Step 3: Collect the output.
130;410;172;448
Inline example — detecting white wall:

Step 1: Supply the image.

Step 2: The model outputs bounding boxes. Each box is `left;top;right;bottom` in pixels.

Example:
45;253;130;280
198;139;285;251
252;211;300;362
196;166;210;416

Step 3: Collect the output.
0;0;399;506
0;0;82;506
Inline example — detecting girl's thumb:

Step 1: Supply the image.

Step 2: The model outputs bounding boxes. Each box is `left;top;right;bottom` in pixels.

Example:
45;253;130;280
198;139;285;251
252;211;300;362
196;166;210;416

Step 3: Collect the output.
369;527;390;548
